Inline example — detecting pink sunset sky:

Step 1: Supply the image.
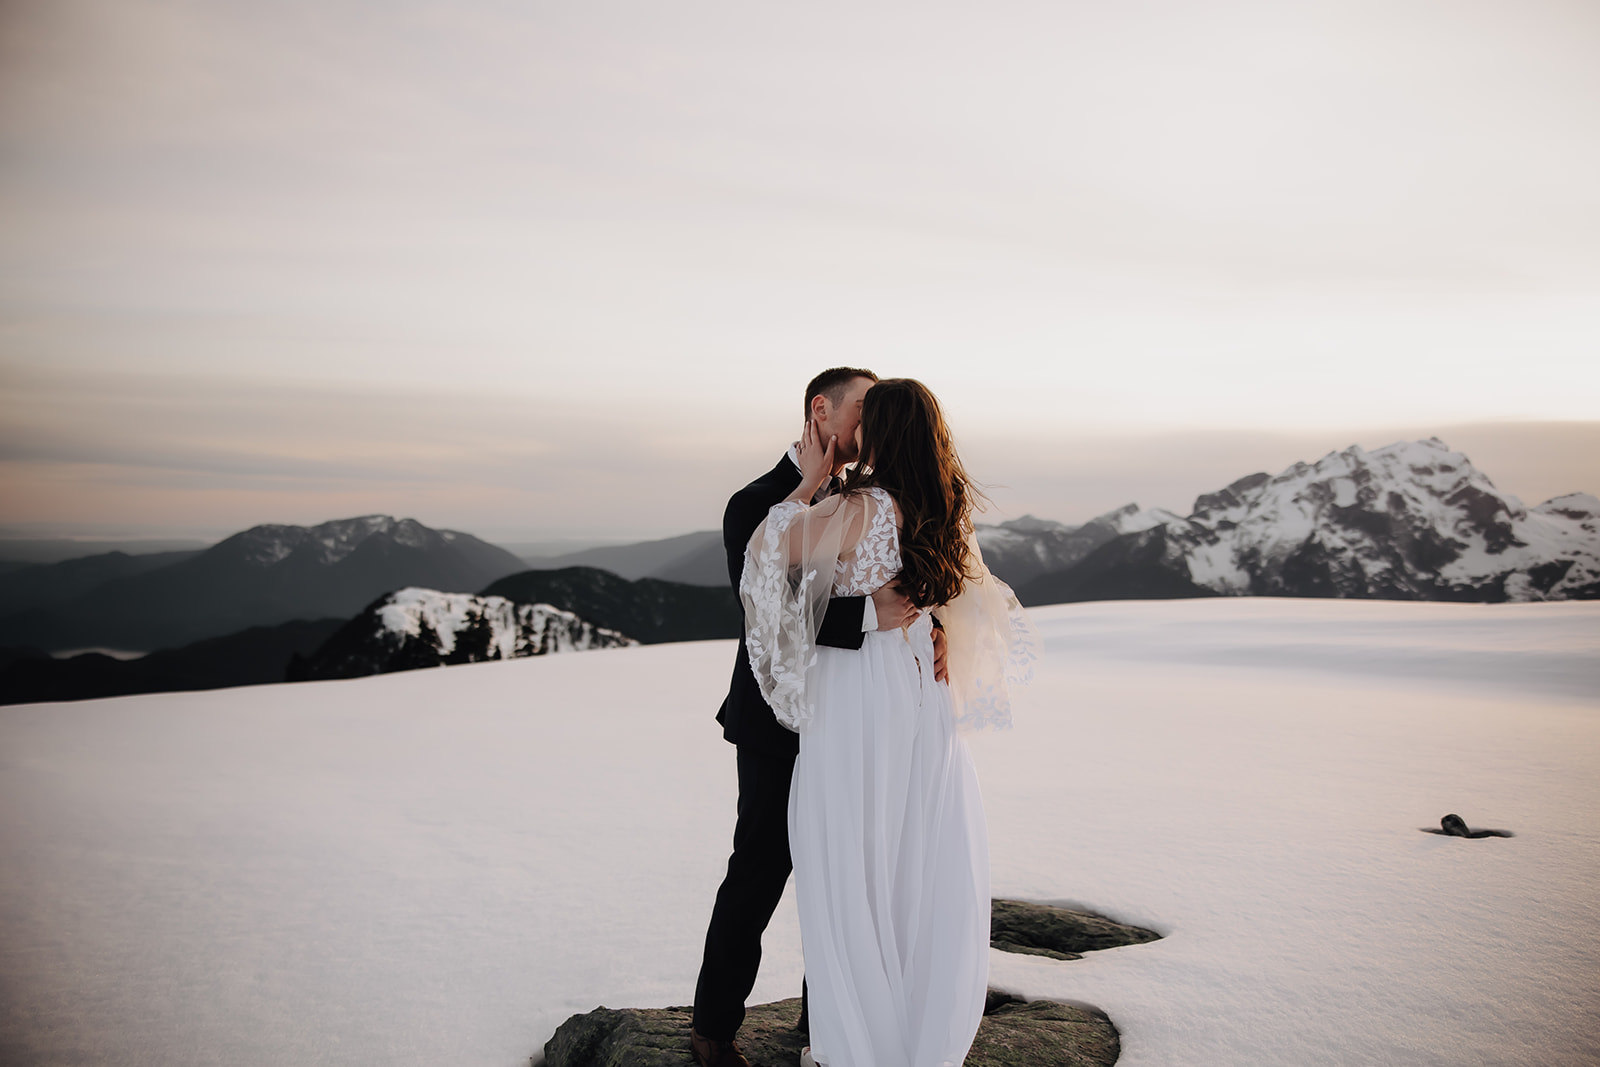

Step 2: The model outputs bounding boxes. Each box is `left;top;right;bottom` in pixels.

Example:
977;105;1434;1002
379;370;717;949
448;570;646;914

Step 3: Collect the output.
2;0;1597;545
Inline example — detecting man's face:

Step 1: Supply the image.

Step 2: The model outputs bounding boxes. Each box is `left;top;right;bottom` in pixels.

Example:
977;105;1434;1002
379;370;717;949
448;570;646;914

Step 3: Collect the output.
815;376;874;465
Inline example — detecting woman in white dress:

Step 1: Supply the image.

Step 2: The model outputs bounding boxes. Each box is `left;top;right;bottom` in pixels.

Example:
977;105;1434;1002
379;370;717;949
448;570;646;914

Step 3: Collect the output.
740;379;1037;1067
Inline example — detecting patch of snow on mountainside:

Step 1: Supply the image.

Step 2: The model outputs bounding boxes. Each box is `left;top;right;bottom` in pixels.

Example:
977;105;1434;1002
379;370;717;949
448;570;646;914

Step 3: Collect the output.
288;588;638;682
377;588;636;658
388;518;432;551
1162;439;1600;601
236;526;300;567
235;515;391;567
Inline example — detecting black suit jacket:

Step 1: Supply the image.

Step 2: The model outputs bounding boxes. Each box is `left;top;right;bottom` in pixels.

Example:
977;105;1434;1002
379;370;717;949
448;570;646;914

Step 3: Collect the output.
717;454;867;755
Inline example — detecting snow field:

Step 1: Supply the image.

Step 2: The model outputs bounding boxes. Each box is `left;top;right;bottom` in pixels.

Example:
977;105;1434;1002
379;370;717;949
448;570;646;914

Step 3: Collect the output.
0;599;1596;1066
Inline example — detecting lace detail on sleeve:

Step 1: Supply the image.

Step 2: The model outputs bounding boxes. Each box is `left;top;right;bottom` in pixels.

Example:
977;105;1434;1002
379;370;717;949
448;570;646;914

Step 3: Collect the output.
741;490;1037;735
739;500;813;730
739;495;867;732
835;487;902;595
932;530;1040;732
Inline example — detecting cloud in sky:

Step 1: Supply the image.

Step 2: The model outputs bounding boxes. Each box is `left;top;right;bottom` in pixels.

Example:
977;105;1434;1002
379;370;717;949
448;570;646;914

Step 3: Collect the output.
1;0;1597;538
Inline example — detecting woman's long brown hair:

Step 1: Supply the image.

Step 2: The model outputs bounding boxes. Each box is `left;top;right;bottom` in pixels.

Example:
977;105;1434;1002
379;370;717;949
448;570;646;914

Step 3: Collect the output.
845;378;981;608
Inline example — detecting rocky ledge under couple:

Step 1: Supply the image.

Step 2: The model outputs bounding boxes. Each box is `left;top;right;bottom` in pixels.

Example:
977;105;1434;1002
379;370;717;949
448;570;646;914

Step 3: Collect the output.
544;898;1163;1067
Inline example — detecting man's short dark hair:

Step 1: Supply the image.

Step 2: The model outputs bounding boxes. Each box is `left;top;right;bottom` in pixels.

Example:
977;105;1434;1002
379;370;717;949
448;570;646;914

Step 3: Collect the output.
804;367;878;418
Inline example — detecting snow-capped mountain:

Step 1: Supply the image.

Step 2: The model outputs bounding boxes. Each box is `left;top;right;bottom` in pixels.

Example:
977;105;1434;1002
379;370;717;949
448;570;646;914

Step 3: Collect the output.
1019;439;1600;606
976;504;1185;587
289;588;635;681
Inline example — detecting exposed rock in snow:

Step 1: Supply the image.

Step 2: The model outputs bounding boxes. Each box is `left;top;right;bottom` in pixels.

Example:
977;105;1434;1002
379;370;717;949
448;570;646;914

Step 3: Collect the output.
537;898;1148;1064
543;990;1120;1067
288;588;635;681
989;899;1162;961
1019;439;1600;605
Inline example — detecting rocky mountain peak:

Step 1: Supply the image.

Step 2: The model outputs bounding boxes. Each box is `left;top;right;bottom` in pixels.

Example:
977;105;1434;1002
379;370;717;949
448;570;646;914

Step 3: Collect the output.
225;515;468;568
1532;493;1600;522
1232;439;1522;563
1016;438;1598;606
1192;472;1271;517
1104;503;1186;534
1194;440;1592;600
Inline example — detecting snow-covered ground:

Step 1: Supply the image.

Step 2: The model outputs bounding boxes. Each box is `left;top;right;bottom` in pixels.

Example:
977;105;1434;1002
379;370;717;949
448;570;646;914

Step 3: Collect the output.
1;599;1596;1066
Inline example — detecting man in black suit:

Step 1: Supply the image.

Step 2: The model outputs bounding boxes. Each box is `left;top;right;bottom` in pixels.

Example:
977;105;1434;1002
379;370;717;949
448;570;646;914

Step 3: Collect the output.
690;368;926;1067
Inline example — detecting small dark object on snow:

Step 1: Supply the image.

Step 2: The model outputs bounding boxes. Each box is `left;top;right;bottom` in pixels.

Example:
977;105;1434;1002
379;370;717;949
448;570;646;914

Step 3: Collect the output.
1421;813;1514;839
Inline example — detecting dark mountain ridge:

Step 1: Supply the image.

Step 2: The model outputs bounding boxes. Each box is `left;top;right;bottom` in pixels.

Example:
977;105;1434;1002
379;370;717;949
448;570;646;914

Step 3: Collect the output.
518;530;727;586
481;566;741;644
0;538;211;565
0;618;345;706
0;549;203;615
0;515;527;652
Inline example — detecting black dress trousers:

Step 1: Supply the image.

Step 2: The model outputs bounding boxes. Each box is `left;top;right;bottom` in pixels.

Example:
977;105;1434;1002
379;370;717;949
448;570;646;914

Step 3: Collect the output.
692;454;866;1041
691;745;797;1040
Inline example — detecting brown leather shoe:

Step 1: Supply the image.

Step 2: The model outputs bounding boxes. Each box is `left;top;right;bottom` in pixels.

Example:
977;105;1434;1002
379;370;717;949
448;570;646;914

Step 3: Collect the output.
690;1027;752;1067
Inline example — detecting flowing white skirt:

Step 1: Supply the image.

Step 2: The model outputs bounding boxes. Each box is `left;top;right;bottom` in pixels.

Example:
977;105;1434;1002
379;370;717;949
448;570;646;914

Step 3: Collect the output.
788;614;990;1067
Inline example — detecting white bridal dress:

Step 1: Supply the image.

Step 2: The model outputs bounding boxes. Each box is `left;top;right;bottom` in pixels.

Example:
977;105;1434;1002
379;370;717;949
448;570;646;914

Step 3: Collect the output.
741;487;1037;1067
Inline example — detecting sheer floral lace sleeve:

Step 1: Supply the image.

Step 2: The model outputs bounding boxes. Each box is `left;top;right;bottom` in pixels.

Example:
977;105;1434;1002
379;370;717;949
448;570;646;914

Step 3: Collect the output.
739;489;889;731
741;489;1036;733
932;529;1040;732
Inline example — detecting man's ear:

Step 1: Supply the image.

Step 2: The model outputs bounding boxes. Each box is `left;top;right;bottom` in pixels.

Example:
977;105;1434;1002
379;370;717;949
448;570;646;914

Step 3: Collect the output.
809;393;829;422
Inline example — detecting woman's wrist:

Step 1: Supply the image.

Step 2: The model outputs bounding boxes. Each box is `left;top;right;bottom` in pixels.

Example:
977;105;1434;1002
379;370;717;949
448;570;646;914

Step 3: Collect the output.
784;477;825;505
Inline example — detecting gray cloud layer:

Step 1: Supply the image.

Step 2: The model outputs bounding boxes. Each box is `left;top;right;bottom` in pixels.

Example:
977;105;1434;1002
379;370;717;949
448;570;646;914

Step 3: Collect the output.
4;367;1593;541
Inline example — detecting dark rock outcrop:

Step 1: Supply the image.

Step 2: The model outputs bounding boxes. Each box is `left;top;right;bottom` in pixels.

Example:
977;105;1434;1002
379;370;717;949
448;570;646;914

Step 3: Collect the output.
968;996;1121;1067
989;899;1162;961
542;991;1119;1067
1420;813;1515;839
541;898;1156;1066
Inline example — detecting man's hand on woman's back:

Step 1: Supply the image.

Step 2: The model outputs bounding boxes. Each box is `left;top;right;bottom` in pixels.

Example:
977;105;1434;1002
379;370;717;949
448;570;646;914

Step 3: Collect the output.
870;582;920;631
